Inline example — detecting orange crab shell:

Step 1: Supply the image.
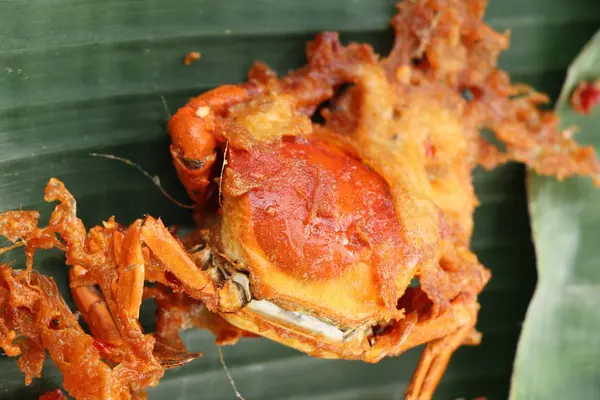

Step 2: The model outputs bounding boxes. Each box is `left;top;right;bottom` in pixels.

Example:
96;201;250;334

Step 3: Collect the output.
219;134;414;326
188;91;435;350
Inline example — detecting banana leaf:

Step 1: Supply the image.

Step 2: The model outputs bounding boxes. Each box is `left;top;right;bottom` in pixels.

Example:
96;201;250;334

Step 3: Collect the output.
510;29;600;399
0;0;598;399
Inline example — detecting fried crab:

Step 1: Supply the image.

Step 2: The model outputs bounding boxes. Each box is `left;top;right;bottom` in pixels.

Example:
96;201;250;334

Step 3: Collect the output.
1;0;599;399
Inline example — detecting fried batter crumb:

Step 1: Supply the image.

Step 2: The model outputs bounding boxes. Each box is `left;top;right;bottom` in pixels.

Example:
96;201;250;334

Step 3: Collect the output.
1;1;599;400
184;51;201;66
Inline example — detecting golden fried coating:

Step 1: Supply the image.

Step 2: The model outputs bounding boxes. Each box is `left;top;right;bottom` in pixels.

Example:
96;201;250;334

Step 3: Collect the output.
1;1;599;400
386;0;600;185
0;180;223;399
0;266;135;399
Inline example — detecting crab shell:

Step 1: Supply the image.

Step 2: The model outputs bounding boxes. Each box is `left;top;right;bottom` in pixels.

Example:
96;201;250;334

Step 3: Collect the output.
193;93;448;360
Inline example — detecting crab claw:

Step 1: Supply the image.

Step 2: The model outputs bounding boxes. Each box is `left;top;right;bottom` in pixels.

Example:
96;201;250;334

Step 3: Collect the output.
168;85;258;204
167;32;380;209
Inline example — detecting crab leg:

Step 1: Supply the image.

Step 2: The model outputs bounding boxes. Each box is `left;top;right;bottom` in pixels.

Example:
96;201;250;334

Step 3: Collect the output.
364;290;480;399
69;222;209;370
69;216;220;343
365;290;478;360
116;220;145;319
69;265;122;345
405;321;476;400
140;216;218;308
69;221;146;343
69;222;146;346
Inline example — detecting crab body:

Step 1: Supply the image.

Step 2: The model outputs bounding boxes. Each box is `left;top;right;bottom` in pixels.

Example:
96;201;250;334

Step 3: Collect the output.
163;32;488;375
3;2;599;399
209;125;412;359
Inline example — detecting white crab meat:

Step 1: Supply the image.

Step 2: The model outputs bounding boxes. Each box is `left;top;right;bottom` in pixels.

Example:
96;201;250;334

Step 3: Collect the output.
246;299;345;341
230;272;368;343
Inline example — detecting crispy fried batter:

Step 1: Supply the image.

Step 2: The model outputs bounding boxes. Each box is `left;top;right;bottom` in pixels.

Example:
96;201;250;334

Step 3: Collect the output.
0;180;211;399
167;1;598;398
385;0;600;185
1;1;599;400
0;265;134;399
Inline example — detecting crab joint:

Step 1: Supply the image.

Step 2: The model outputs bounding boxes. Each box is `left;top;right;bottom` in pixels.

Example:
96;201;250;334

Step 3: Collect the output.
141;217;211;292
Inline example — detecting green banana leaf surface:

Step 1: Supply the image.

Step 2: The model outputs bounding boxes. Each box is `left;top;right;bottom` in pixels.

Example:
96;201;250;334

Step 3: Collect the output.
511;29;600;400
0;0;599;399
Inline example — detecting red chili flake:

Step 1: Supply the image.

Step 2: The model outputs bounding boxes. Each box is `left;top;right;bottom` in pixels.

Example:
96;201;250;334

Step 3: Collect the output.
92;338;117;355
38;389;67;400
570;80;600;115
424;138;436;158
164;270;182;286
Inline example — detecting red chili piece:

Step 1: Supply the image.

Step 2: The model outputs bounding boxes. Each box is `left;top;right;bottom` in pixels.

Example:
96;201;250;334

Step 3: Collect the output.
571;80;600;115
38;389;67;400
92;338;117;356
